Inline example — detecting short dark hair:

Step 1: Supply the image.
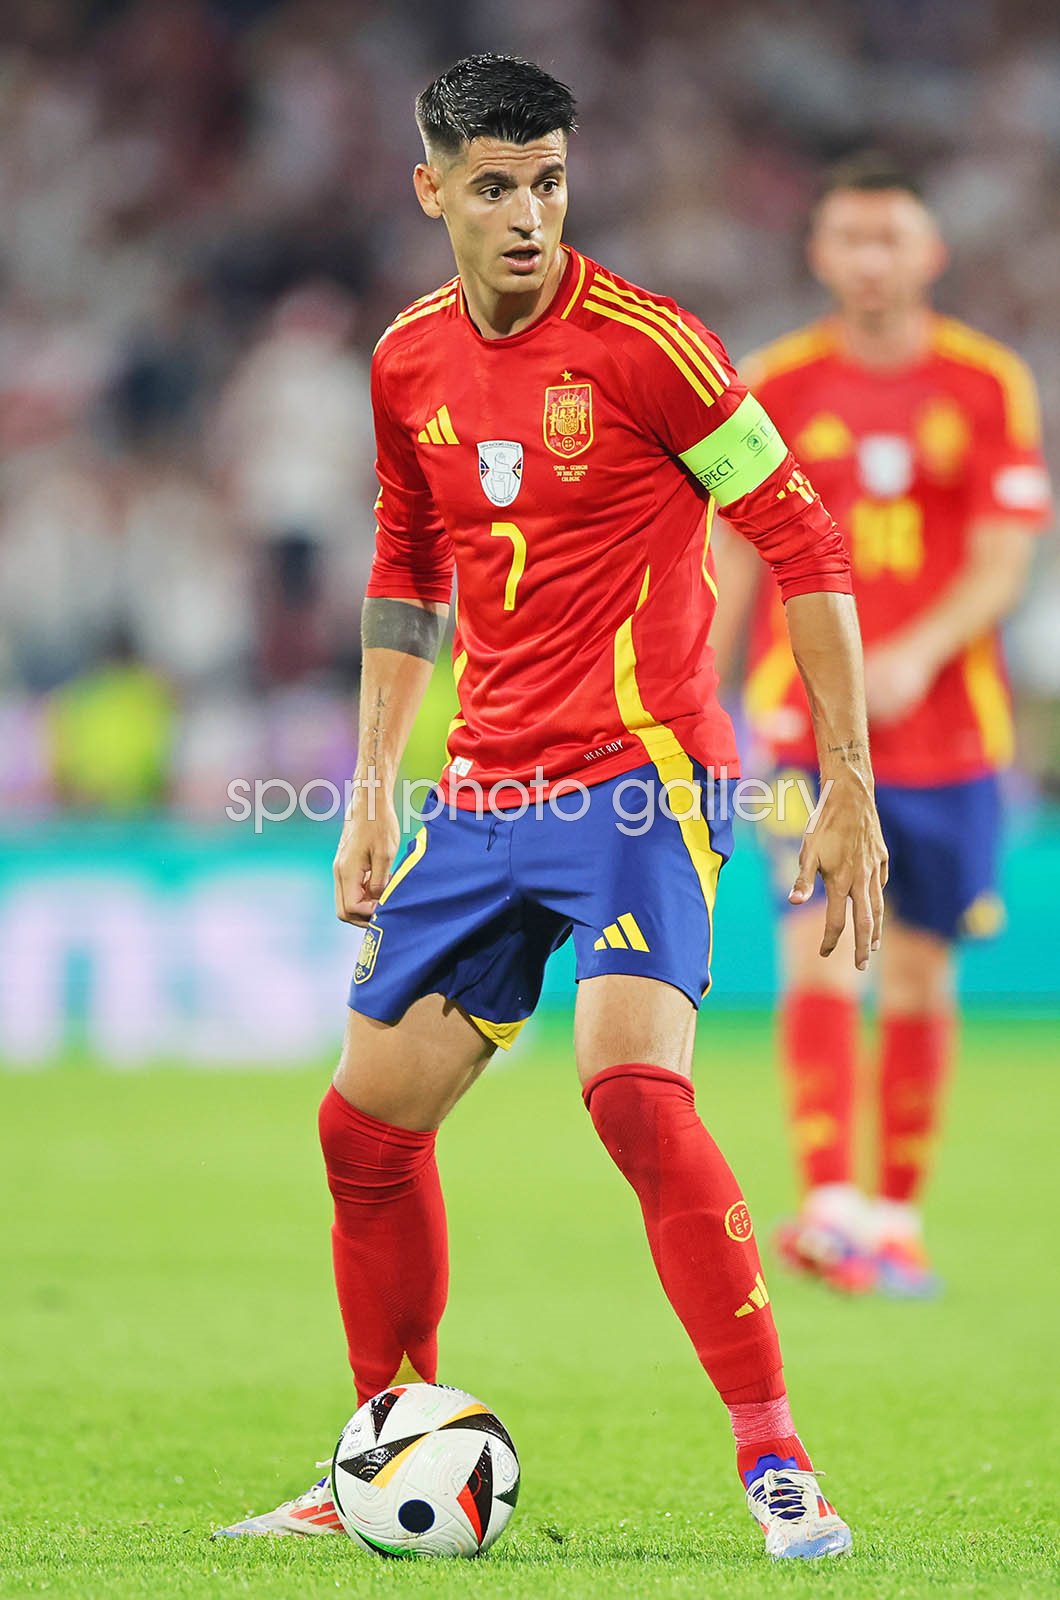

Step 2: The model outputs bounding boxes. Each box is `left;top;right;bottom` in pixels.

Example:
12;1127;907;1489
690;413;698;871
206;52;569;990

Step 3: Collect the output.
819;150;924;203
415;54;577;158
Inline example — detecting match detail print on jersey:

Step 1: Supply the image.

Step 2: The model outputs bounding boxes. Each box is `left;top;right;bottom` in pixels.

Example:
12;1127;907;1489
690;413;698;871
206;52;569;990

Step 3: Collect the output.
679;394;788;505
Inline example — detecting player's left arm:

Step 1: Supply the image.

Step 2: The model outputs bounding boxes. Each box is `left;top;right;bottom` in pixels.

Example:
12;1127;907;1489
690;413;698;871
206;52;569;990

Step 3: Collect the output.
862;519;1036;724
636;310;887;966
783;592;887;968
727;473;888;968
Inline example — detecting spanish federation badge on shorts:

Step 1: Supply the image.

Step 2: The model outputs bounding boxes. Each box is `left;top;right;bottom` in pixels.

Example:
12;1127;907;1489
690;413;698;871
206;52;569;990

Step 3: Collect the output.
353;924;383;984
478;440;523;506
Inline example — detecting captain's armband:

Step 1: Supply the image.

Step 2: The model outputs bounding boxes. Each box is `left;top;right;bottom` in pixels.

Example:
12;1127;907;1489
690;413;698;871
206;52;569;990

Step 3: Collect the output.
679;394;788;505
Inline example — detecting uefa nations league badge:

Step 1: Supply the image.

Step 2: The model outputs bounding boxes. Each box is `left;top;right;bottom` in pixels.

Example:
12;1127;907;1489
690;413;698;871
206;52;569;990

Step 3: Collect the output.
478;440;523;506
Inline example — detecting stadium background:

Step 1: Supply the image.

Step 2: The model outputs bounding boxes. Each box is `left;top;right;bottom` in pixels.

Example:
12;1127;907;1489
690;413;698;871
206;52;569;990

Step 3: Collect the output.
3;5;1059;1596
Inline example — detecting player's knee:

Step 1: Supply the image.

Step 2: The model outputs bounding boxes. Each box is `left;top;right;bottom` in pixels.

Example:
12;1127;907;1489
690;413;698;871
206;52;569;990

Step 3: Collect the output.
882;924;953;1014
882;969;952;1015
318;1083;435;1205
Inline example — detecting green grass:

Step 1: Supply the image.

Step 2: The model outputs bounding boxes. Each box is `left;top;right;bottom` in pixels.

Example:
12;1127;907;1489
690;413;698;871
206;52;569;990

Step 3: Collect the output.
1;1012;1057;1598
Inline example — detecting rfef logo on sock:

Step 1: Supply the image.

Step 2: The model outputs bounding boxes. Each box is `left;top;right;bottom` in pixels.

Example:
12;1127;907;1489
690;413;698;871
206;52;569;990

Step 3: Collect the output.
724;1201;754;1241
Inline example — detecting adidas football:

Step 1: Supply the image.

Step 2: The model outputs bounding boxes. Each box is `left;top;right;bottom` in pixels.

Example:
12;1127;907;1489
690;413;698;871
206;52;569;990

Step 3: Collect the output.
330;1382;520;1557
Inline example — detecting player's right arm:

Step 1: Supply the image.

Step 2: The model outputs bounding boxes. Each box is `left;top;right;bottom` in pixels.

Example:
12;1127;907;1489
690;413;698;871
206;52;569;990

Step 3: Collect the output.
333;347;454;926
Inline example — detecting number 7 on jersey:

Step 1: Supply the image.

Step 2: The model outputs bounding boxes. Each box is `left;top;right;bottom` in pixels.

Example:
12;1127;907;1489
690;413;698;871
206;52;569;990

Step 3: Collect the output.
490;521;527;611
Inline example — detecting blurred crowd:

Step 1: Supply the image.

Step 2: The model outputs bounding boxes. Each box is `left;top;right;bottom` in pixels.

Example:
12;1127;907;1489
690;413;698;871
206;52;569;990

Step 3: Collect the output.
1;0;1058;816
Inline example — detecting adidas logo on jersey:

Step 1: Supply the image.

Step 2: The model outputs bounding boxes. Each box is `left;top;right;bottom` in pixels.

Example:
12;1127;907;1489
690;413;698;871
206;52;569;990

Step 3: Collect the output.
734;1272;771;1318
418;405;460;445
593;913;650;952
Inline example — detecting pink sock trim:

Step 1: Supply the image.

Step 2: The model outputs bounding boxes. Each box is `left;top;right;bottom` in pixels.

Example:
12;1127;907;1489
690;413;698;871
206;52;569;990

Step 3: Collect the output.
728;1393;796;1447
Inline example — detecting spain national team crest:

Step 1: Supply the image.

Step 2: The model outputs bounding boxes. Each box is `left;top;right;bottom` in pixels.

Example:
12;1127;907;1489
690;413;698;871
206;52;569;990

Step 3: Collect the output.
353;924;382;985
478;440;523;507
543;380;593;458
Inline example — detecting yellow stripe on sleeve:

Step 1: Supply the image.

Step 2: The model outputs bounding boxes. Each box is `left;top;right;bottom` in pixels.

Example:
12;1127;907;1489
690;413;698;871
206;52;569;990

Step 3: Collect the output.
590;277;727;395
932;318;1041;449
701;498;718;599
375;294;457;349
584;297;719;408
739;322;836;390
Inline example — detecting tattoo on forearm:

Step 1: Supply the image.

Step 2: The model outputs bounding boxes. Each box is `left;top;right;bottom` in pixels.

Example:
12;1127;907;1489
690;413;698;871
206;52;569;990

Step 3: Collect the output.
361;687;387;765
826;740;868;764
361;597;445;662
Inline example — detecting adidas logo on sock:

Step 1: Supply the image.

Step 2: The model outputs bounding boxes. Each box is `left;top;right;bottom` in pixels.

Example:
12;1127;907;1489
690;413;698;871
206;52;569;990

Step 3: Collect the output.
734;1272;771;1318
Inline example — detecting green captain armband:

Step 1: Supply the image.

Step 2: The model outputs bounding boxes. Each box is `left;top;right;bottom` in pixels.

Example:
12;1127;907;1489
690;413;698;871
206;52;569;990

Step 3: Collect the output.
678;394;788;505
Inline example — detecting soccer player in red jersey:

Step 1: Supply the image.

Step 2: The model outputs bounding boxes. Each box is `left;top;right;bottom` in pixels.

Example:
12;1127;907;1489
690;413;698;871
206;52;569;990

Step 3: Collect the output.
216;58;887;1557
712;154;1051;1298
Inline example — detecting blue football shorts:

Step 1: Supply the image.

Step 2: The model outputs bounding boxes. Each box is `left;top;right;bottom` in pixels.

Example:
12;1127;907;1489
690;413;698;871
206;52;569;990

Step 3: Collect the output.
759;765;1004;942
348;761;734;1049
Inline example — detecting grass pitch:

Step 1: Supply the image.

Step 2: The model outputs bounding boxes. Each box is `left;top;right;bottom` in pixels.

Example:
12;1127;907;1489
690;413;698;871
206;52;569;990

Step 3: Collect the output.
1;1011;1056;1598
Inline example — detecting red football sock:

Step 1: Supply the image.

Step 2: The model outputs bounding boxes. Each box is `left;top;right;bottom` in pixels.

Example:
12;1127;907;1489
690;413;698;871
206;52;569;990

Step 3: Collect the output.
318;1084;448;1406
780;990;858;1192
878;1012;954;1204
583;1064;786;1416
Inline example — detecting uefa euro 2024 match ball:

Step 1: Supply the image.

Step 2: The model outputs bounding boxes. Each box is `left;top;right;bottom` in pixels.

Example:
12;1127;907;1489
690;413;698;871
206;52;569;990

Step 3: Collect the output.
330;1382;520;1557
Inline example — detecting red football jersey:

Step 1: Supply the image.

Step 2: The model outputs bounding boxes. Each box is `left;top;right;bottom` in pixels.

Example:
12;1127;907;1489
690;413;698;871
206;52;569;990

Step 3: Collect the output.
742;316;1052;785
367;247;850;805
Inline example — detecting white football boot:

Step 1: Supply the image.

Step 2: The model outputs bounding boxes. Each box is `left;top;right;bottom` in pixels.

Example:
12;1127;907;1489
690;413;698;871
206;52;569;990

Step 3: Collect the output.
746;1465;853;1559
212;1467;346;1538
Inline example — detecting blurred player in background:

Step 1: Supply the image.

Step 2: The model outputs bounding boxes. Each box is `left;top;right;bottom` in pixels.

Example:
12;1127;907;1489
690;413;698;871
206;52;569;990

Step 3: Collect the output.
217;56;888;1557
713;154;1051;1298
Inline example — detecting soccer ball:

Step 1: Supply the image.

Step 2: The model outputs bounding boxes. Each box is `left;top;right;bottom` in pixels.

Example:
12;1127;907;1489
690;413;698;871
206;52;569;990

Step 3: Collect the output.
330;1382;520;1557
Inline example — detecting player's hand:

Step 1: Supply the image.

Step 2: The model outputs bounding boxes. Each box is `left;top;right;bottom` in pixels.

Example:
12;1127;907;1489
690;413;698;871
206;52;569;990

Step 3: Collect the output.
789;766;888;970
863;639;935;725
333;776;401;926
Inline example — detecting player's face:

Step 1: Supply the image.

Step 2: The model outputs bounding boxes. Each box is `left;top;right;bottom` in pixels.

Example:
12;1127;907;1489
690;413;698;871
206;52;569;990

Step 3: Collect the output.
809;189;946;319
415;133;568;300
